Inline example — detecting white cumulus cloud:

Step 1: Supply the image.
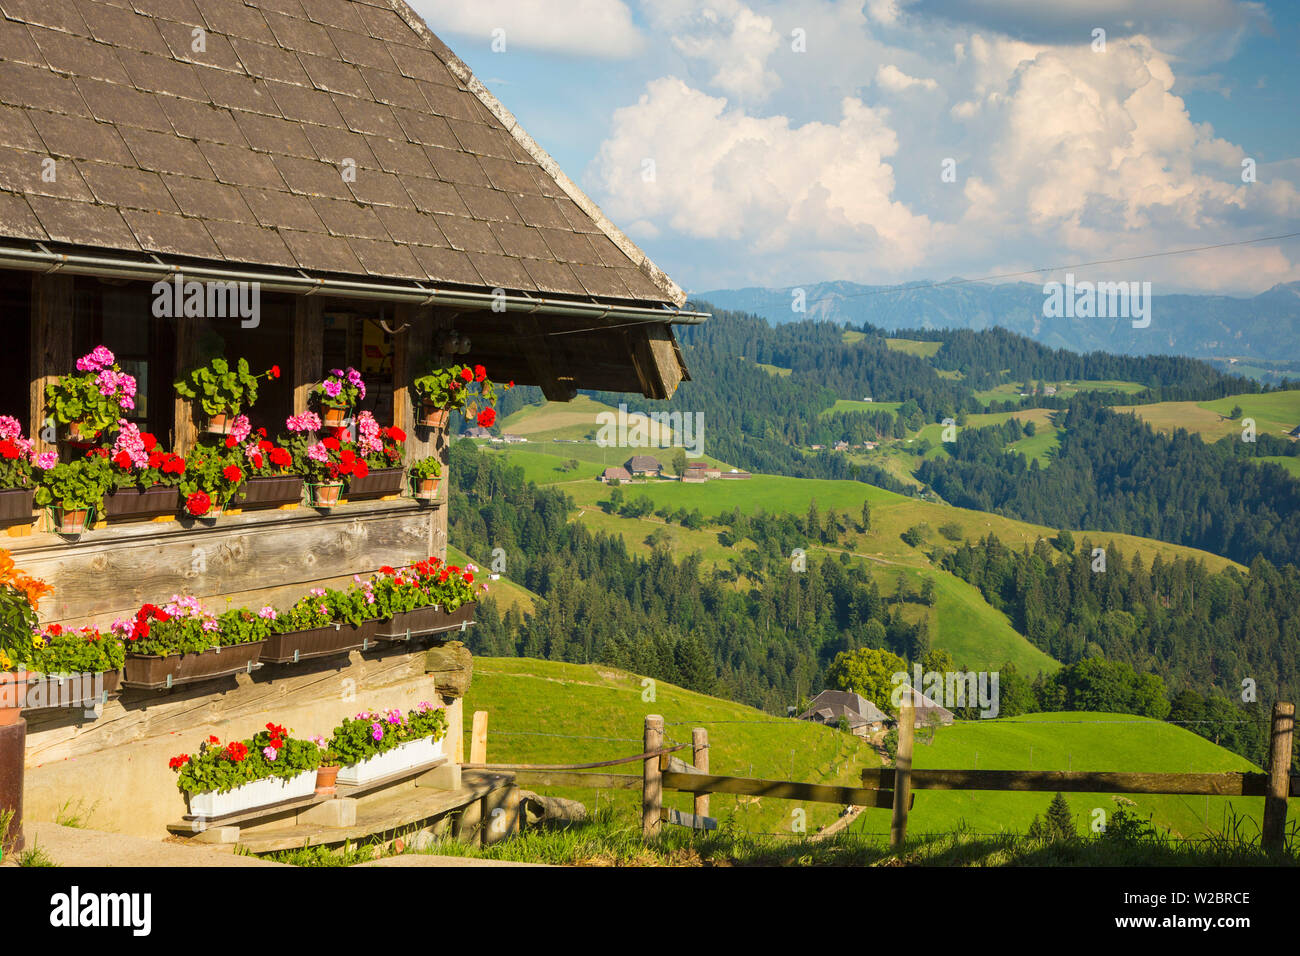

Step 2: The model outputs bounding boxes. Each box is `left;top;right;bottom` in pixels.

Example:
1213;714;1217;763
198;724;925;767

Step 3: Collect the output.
410;0;644;58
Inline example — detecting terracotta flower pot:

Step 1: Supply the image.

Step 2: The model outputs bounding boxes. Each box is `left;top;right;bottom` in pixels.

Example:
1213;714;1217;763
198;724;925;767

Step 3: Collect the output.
308;482;343;508
0;671;29;725
322;405;350;429
206;413;234;435
420;404;450;429
315;765;340;795
52;506;90;534
413;477;440;501
65;421;101;444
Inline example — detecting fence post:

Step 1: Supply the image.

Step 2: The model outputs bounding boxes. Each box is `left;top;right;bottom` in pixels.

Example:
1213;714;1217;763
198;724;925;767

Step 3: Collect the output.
643;714;663;839
692;727;709;819
890;702;915;850
470;710;489;766
1262;701;1295;853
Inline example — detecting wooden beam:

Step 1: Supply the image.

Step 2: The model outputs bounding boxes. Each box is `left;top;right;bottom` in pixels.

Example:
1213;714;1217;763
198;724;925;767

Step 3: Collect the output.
292;296;323;414
692;727;710;820
890;702;914;849
643;714;663;838
1263;701;1295;852
470;710;488;766
29;273;76;455
861;768;1273;797
521;316;576;402
172;317;201;454
513;770;641;790
661;771;902;810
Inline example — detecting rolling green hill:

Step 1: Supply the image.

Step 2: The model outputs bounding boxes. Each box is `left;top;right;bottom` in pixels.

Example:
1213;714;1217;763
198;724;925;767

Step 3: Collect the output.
462;658;880;835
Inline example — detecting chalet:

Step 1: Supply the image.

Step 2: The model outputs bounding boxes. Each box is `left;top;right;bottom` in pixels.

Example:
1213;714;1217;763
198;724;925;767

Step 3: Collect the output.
501;433;526;444
461;426;493;439
833;440;849;451
625;455;662;477
0;0;704;841
798;690;889;736
600;466;632;483
901;688;956;727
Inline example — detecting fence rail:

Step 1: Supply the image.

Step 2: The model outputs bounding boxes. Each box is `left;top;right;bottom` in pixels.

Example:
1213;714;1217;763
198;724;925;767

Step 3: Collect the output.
462;702;1296;852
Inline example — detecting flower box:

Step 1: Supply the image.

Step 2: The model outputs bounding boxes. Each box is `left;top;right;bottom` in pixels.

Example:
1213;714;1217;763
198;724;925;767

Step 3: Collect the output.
374;602;476;641
122;641;264;690
0;487;34;526
186;768;317;818
237;475;303;510
337;735;443;786
261;620;377;664
104;484;179;521
346;467;404;500
20;670;120;710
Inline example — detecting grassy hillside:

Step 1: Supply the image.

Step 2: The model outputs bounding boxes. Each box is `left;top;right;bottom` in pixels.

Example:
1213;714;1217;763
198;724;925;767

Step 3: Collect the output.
851;712;1282;840
462;658;880;835
1125;389;1300;442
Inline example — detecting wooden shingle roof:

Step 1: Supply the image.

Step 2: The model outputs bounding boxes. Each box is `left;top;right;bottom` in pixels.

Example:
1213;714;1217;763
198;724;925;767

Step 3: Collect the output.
0;0;683;307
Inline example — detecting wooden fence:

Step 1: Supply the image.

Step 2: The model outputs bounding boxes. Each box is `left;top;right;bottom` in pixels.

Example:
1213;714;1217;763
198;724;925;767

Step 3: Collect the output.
462;702;1297;851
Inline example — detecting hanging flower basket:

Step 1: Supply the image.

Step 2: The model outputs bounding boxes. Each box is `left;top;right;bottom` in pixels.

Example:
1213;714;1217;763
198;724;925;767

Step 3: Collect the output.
50;505;92;535
420;403;450;429
205;413;236;435
321;405;350;429
306;481;344;509
411;476;440;501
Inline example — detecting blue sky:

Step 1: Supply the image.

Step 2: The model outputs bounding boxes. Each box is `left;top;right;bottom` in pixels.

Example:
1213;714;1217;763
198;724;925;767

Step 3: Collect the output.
410;1;1300;298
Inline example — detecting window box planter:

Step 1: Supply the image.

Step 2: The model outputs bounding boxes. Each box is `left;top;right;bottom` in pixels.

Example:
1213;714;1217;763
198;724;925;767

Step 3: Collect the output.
306;482;343;509
337;735;444;786
374;602;476;641
186;768;317;818
237;475;303;510
261;620;378;664
0;487;34;526
104;484;180;521
20;670;120;710
122;641;264;690
346;467;403;500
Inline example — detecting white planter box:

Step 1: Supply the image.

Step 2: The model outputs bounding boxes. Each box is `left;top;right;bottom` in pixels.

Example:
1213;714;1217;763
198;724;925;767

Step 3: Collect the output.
187;769;318;818
337;735;444;786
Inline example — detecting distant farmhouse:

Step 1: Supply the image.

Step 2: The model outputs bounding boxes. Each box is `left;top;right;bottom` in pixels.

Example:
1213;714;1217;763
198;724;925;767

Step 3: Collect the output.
462;426;493;439
904;688;956;728
719;469;751;480
599;466;632;483
625;455;663;477
798;691;889;737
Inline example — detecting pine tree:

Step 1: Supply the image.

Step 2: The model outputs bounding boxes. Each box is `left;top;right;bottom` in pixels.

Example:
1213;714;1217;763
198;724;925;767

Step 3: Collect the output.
1045;792;1075;840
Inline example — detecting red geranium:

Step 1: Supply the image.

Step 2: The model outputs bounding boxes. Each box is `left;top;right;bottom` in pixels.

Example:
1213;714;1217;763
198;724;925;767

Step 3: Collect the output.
474;364;486;382
186;492;211;516
222;464;243;483
477;408;496;428
0;440;20;460
224;741;249;762
168;754;190;769
112;450;133;469
225;435;238;448
142;433;158;452
268;447;291;467
270;365;281;379
460;367;474;382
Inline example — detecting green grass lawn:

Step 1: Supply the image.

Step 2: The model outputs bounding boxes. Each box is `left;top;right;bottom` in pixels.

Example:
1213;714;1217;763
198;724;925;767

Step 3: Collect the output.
852;713;1283;840
821;399;902;418
1255;456;1300;478
462;658;879;835
1128;389;1300;442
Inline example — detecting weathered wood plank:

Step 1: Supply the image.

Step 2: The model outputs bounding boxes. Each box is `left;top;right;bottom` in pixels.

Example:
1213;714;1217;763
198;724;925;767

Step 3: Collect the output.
12;500;435;625
512;771;641;790
860;768;1272;797
29;273;76;457
293;297;323;414
661;771;901;810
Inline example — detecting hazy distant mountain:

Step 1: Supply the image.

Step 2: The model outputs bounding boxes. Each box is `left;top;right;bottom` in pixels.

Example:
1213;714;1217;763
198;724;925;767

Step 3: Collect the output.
697;280;1300;361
